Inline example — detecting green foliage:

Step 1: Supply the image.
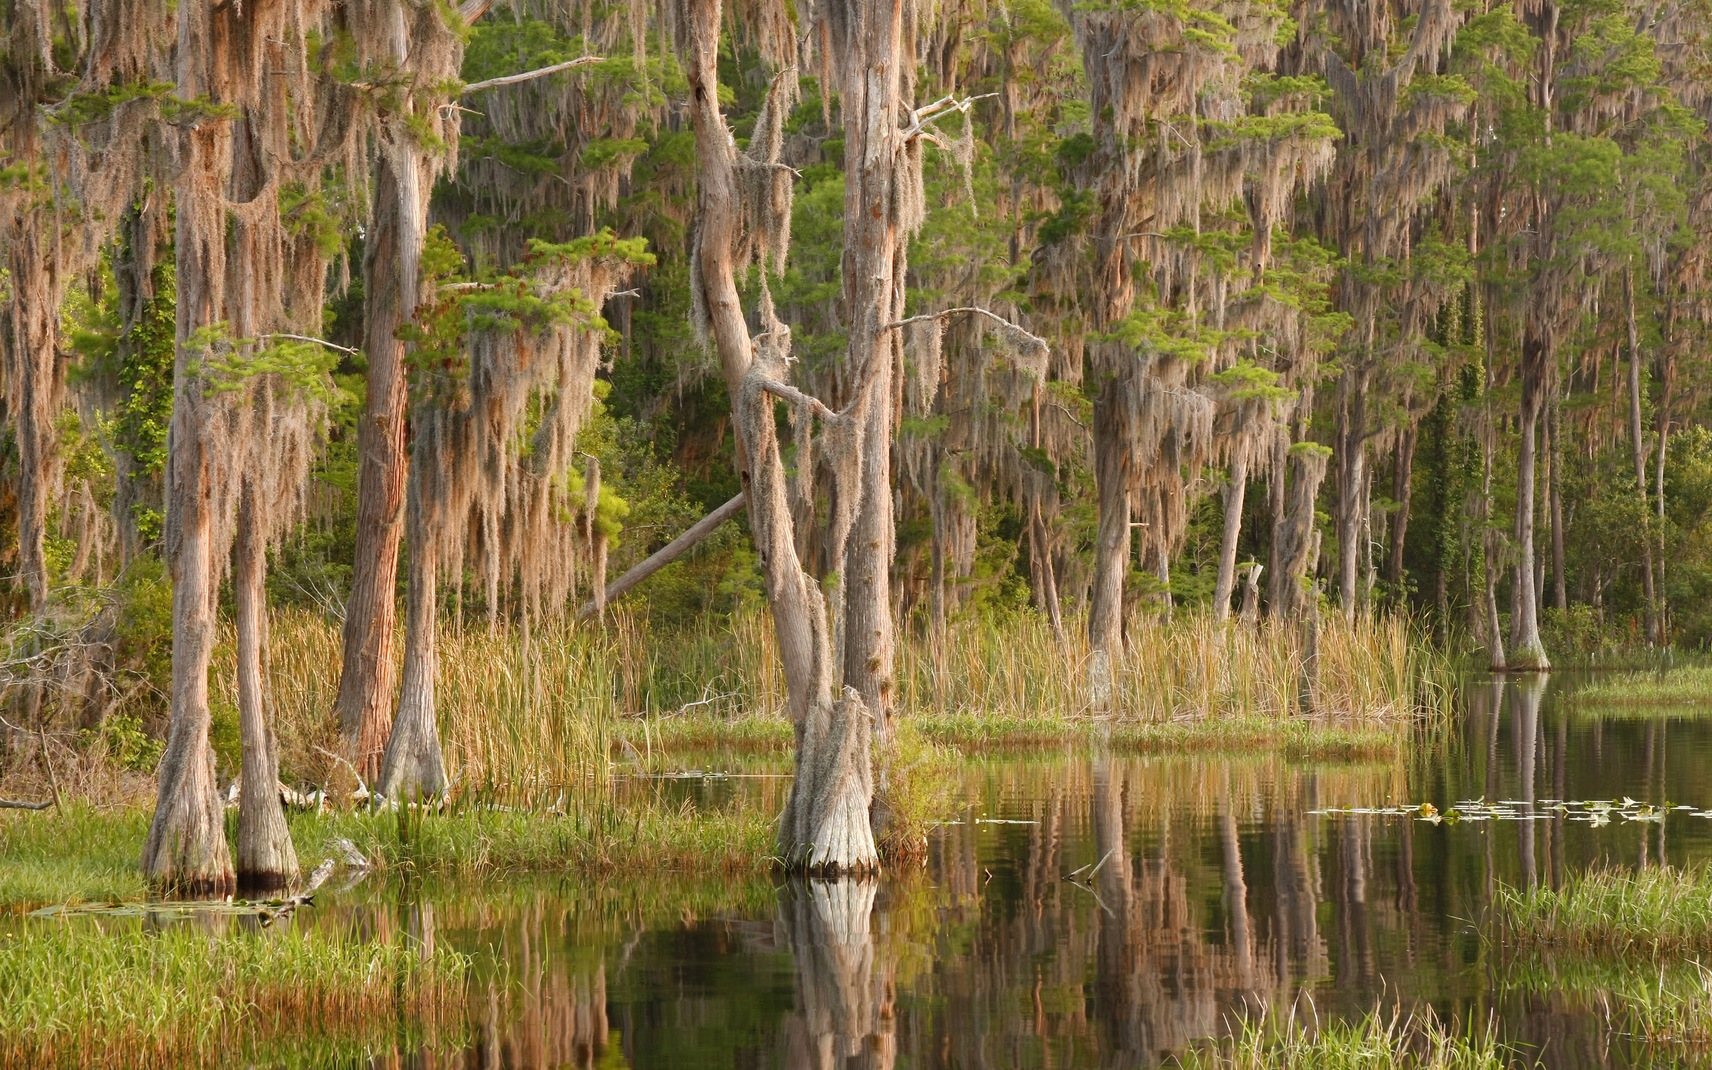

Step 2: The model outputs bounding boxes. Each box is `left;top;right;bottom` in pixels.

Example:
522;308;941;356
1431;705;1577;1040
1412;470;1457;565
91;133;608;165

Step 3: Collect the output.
112;556;175;711
81;713;163;774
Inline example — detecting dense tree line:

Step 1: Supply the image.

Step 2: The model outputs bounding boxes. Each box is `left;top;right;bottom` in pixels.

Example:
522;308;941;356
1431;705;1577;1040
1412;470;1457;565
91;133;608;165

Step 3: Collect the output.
5;0;1712;885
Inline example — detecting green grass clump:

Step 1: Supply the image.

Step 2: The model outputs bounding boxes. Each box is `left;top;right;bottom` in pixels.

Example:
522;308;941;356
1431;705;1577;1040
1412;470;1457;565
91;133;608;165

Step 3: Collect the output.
1576;665;1712;710
622;711;795;754
1177;1010;1510;1070
3;795;777;910
1505;956;1712;1047
0;806;149;909
294;796;776;878
909;712;1402;762
1496;866;1712;958
1497;865;1712;1053
0;918;468;1069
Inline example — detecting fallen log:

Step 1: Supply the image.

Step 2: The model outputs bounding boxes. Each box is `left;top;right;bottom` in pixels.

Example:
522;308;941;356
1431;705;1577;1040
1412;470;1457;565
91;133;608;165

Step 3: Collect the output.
578;491;747;620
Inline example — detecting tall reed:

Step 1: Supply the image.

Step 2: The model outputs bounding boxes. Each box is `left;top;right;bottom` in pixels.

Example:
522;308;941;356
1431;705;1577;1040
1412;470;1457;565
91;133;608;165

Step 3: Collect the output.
0;918;468;1069
229;604;1443;797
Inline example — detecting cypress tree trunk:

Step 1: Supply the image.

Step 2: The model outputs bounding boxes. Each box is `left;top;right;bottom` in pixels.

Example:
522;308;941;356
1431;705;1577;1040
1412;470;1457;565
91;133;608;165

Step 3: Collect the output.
234;482;298;891
3;243;64;614
1213;454;1248;623
1334;366;1368;621
145;0;242;895
836;0;910;831
377;522;448;800
679;0;875;874
1510;330;1551;671
1088;387;1129;707
1548;395;1567;613
1624;266;1658;642
1267;447;1328;620
335;148;418;779
1387;427;1415;594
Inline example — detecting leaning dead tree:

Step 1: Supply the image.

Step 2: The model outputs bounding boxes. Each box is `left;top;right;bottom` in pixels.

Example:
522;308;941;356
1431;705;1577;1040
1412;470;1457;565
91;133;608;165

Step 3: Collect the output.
679;0;877;871
678;0;1042;869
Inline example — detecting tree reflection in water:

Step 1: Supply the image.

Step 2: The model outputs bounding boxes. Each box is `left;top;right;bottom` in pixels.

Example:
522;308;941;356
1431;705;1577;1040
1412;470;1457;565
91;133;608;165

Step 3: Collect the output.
283;687;1712;1070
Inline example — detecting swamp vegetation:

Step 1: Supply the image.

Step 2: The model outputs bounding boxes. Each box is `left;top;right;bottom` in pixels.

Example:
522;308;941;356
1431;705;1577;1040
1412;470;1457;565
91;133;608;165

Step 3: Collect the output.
9;0;1712;1065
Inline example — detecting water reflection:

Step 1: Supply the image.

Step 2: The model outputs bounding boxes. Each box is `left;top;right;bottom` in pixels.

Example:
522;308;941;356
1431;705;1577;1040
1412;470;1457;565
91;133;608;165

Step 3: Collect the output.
289;674;1712;1069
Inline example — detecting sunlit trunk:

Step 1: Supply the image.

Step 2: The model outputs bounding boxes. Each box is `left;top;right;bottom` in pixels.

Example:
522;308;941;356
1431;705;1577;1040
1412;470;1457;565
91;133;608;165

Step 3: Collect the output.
1386;427;1415;594
680;0;875;874
379;508;448;800
336;146;420;780
1089;387;1129;707
1334;366;1368;621
234;481;298;891
1213;454;1248;622
1509;330;1550;670
145;0;243;895
1625;266;1657;642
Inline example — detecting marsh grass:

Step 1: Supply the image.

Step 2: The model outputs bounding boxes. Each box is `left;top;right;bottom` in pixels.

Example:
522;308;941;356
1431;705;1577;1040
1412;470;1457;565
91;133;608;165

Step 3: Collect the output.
899;610;1444;722
0;805;148;908
293;794;776;878
909;713;1403;760
1177;1008;1511;1070
1505;957;1712;1048
239;605;1436;797
1574;665;1712;710
0;916;468;1069
1496;866;1712;958
1496;866;1712;1052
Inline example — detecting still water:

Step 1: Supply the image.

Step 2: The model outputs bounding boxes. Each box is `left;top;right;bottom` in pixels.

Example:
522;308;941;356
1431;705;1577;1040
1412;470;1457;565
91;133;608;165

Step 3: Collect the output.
319;674;1712;1068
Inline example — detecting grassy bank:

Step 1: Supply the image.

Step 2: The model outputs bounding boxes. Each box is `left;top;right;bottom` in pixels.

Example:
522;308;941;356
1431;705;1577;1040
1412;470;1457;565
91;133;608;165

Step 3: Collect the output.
1178;1010;1510;1070
1574;664;1712;710
0;796;776;909
1496;866;1712;1050
0;917;468;1069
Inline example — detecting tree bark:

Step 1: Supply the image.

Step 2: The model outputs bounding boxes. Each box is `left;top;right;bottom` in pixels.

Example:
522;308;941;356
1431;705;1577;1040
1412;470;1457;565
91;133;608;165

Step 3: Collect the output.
1267;447;1328;620
377;524;448;800
1548;393;1567;613
837;0;908;758
1509;329;1551;670
335;147;419;780
1387;426;1416;595
680;0;875;875
1213;454;1248;623
1088;386;1129;708
1334;365;1369;621
144;0;241;896
234;482;298;891
3;241;65;614
1624;265;1657;642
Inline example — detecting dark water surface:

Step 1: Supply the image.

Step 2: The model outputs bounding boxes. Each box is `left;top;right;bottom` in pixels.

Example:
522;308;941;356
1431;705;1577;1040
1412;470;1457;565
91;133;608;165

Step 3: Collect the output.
318;673;1712;1068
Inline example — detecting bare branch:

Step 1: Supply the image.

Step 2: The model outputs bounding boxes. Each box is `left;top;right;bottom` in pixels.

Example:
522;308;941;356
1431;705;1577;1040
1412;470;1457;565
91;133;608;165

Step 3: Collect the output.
903;92;998;140
760;378;840;422
884;306;1050;351
458;0;496;22
462;56;602;95
263;333;361;356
